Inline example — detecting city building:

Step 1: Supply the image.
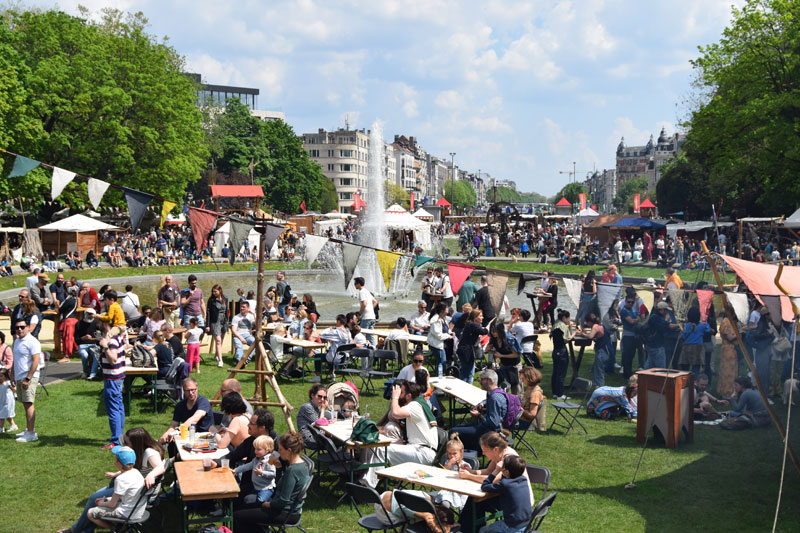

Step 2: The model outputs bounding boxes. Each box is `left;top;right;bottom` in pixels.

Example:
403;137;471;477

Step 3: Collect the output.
302;128;370;212
615;127;685;191
427;156;449;203
187;73;286;121
492;178;517;191
582;169;617;213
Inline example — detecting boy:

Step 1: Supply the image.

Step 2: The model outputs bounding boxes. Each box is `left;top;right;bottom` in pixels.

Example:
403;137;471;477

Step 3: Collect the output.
88;446;146;529
235;435;278;504
480;455;532;533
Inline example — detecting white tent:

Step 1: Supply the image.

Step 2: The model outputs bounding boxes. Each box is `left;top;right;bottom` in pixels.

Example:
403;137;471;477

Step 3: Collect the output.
315;218;345;236
577;207;599;225
39;214;120;232
780;208;800;229
383;205;432;248
412;208;434;221
214;221;262;257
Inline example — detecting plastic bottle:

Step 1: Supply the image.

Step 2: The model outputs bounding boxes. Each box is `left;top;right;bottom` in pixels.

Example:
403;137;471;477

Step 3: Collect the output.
188;424;195;444
364;407;370;420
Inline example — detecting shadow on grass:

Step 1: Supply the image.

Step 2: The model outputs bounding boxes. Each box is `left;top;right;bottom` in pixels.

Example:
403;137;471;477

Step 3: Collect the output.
33;434;109;447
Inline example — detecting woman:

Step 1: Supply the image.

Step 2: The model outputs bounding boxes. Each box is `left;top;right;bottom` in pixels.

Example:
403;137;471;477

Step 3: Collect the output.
57;286;80;362
21;298;41;339
146;331;174;378
143;307;165;344
723;376;769;429
58;427;165;533
233;432;311;530
215;392;252;450
576;270;597;327
576;313;611;388
456;431;534;532
519;367;546;431
456;310;489;384
0;331;12;370
487;322;522;393
427;302;452;378
716;308;739;398
296;384;333;449
205;284;228;368
586;376;638;420
302;293;319;323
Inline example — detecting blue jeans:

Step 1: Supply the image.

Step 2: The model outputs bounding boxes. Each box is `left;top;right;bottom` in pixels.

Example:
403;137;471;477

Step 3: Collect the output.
645;346;666;370
459;354;475;384
576;293;596;327
234;332;256;363
432;347;446;377
278;303;288;319
450;424;482;451
257;487;275;503
480;521;526;533
360;318;376;346
79;344;99;377
103;379;124;445
591;345;609;388
72;485;114;533
182;314;205;328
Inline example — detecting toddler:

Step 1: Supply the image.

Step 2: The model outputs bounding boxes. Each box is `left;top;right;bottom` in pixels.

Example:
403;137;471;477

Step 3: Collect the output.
341;399;357;419
435;433;469;511
235;435;277;503
87;446;146;530
184;317;203;374
0;368;18;432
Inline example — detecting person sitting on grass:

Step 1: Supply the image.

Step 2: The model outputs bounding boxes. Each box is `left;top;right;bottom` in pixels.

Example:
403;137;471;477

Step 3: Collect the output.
694;374;727;420
479;455;532;533
586;375;639;420
84;446;147;533
721;376;769;430
234;435;278;505
374;490;457;532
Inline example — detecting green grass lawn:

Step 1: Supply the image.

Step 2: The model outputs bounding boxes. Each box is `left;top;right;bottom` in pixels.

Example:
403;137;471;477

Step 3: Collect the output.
3;346;798;532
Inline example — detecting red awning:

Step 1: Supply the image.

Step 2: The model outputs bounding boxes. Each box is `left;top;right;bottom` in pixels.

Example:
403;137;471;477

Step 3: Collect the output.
435;197;452;207
555;197;571;206
209;185;265;198
640;198;656;208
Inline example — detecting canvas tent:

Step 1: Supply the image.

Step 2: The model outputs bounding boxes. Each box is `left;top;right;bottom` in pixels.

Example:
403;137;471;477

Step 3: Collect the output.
214;221;262;256
38;214;120;256
577;207;599;225
780;208;800;229
382;204;432;249
412;208;434;221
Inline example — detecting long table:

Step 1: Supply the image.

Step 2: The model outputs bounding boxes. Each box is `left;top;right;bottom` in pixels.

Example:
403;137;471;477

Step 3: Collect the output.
319;418;393;487
272;336;327;382
360;328;428;345
175;459;239;533
174;434;231;462
429;376;487;428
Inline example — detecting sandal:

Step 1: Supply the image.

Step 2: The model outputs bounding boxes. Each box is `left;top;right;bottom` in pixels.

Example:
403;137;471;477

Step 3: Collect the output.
56;357;71;364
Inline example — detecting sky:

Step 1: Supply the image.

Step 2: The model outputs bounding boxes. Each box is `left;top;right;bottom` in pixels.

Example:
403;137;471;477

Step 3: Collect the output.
37;0;744;196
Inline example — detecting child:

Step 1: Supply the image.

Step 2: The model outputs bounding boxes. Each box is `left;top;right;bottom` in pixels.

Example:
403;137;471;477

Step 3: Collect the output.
694;374;726;420
184;317;203;374
0;368;18;433
340;399;357;419
679;307;710;378
87;446;146;530
435;433;469;511
479;455;532;532
519;367;546;431
235;435;277;503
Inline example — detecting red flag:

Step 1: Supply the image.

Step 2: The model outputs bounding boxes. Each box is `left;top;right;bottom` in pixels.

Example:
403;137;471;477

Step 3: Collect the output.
410;192;415;212
696;290;714;322
299;200;306;213
579;193;586;210
446;262;475;295
188;207;218;252
633;193;640;213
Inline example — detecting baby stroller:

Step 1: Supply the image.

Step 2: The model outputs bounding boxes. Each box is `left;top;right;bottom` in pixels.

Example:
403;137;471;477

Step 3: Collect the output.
327;382;360;419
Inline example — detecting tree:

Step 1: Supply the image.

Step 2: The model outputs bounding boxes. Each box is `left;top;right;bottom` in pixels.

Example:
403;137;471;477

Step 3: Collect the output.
656;152;712;218
557;183;587;206
519;191;548;203
613;176;648;213
320;178;339;213
444;180;477;210
384;180;410;209
487;186;522;203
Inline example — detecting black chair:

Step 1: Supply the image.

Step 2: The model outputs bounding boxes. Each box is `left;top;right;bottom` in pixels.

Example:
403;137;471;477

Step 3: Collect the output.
548;377;593;435
394;490;455;533
525;491;557;532
511;410;539;458
317;431;365;504
339;347;372;383
332;343;357;375
345;482;408;532
155;357;186;412
433;426;449;465
103;473;164;532
362;351;396;393
266;474;315;532
525;465;551;502
306;425;333;481
520;335;541;368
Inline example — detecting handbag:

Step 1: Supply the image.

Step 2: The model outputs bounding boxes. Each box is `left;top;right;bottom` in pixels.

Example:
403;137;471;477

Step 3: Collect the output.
772;334;792;360
351;417;380;444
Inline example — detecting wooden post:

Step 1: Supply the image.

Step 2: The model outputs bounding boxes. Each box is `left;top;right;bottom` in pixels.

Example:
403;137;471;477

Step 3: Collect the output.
738;220;743;259
700;241;800;475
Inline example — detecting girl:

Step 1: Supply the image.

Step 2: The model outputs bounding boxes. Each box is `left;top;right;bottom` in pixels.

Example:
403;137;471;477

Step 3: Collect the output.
184;317;203;374
0;368;18;433
234;435;277;504
488;322;522;394
519;367;546;431
436;433;469;511
205;284;228;368
679;306;710;379
427;302;452;378
143;307;165;344
550;309;575;399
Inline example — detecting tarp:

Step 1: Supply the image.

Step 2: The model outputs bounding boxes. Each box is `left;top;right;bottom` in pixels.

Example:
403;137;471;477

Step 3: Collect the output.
720;254;800;322
38;214;120;232
209;185;265;198
780;208;800;229
665;220;735;237
607;217;665;229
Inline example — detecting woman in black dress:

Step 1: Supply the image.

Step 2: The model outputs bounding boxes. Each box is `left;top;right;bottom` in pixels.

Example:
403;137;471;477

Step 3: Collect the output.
205;284;228;368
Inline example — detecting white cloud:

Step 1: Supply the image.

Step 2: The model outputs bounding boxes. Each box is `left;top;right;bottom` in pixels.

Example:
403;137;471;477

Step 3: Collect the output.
403;101;419;118
185;53;240;85
435;90;465;110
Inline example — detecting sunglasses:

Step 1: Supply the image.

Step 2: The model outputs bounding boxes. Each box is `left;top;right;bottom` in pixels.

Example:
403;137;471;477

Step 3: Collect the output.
14;325;26;330
413;359;424;364
315;394;327;399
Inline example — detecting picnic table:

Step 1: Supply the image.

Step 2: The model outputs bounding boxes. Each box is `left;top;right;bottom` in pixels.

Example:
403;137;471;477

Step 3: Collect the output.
429;376;487;428
122;366;158;415
360;328;428;345
319;418;393;479
174;459;238;533
272;336;327;382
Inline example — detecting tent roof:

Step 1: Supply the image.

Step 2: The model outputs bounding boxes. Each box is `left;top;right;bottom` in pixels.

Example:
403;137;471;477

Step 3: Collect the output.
412;208;434;219
577;207;599;217
639;198;656;208
435;197;451;207
555;197;571;206
209;185;264;198
779;208;800;228
38;214;120;232
383;210;430;230
607;217;665;229
385;204;408;214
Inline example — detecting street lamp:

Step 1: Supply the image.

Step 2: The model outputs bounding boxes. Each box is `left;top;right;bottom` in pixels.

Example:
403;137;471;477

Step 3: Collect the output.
449;152;456;207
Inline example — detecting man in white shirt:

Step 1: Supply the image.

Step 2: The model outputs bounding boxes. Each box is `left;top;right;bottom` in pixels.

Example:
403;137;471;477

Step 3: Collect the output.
120;285;142;323
409;300;430;334
231;301;256;364
12;318;42;442
354;277;376;346
434;266;454;307
386;317;411;342
397;353;428;382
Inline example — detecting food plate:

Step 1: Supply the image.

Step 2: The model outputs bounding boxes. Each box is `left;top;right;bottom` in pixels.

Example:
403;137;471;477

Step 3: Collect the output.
182;439;218;453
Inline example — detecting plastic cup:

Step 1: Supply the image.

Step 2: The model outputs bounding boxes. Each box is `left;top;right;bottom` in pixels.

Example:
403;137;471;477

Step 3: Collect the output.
220;458;230;471
179;424;188;440
203;458;212;471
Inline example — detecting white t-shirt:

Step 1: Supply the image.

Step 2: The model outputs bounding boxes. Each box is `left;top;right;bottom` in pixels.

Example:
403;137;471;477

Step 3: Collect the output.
437;275;453;299
13;334;42;379
386;328;410;342
113;468;146;520
406;401;438;449
232;312;256;335
186;327;203;344
409;312;429;331
510;321;536;353
359;287;376;320
397;364;428;382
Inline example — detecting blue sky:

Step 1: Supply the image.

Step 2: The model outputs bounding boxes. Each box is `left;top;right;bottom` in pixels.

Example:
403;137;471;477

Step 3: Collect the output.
44;0;743;196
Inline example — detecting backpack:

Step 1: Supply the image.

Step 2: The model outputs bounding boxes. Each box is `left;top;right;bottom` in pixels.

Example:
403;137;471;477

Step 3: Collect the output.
492;389;523;429
129;343;155;368
351;417;380;444
636;318;659;344
283;283;292;303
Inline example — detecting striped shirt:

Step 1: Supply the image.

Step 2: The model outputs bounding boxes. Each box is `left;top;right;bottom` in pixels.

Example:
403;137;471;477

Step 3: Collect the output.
102;334;127;381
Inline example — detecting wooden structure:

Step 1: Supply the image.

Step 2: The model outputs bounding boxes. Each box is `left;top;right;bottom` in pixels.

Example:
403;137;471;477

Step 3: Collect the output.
554;196;572;216
210;185;264;215
636;368;694;449
38;214;120;256
639;197;657;218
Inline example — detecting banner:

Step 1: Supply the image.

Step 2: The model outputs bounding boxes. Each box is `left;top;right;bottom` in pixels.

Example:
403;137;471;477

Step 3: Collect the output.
696;290;715;323
760;294;784;327
123;187;153;232
633;193;640;214
668;289;689;323
299;200;306;213
376;250;402;291
719;254;800;322
8;155;40;178
562;278;582;309
725;292;749;325
487;271;510;317
341;242;363;289
263;224;285;254
227;221;253;265
446;262;475;295
50;167;76;200
188;207;217;252
638;289;654;313
410;192;415;212
597;283;622;318
304;234;328;267
579;193;586;210
87;178;110;210
414;255;435;269
160;200;177;229
516;272;542;294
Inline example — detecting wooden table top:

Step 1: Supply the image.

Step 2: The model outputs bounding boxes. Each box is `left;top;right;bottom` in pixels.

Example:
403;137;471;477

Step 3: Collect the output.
273;336;326;349
377;462;494;501
123;366;158;376
360;329;428;344
429;376;487;407
174;436;231;462
174;460;240;501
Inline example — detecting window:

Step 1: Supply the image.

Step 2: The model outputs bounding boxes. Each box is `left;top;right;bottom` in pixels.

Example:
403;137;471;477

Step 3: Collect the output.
340;164;352;172
340;178;352;186
327;164;334;171
309;149;320;157
340;149;353;157
327;150;335;157
339;192;352;200
306;137;316;144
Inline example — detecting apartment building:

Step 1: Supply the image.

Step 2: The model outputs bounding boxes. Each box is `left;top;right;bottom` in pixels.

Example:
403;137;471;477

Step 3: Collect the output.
302;128;370;212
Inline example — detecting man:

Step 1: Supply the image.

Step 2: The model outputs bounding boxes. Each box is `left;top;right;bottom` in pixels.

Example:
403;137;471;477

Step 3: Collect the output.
664;267;683;290
98;322;127;448
363;379;438;487
231;301;256;364
120;285;142;325
455;276;478;312
10;289;30;325
159;377;215;443
79;281;101;312
313;314;353;383
475;275;496;326
618;293;643;379
31;273;53;313
354;277;376;346
215;379;254;426
180;274;206;328
77;308;101;380
161;323;186;360
409;300;429;334
420;267;436;308
644;301;681;369
433;266;454;308
25;267;41;293
49;273;67;309
450;369;507;451
275;270;291;319
157;274;180;327
12;318;42;442
229;408;277;508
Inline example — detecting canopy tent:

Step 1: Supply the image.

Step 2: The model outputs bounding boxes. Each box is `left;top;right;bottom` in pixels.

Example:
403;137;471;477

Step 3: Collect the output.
38;214;120;256
385;204;408;214
577;207;599;225
213;221;262;257
779;207;800;229
412;208;434;220
555;197;571;207
639;198;656;209
435;197;451;207
210;184;264;214
315;218;346;235
373;205;432;249
323;212;356;219
665;220;735;237
607;217;666;230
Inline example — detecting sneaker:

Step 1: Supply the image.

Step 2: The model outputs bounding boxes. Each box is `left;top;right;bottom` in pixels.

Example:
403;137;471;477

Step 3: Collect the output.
16;431;38;443
101;442;115;450
8;424;18;432
308;375;321;383
218;361;224;368
767;398;775;406
16;430;27;437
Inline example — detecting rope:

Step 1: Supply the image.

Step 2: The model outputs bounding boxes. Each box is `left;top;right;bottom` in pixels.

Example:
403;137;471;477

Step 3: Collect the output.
772;318;797;532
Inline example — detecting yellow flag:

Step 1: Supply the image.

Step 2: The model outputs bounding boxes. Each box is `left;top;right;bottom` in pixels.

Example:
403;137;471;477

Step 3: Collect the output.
376;250;402;291
160;200;177;229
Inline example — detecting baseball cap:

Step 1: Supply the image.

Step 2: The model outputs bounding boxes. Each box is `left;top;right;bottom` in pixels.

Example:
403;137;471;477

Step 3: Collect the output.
111;445;136;466
83;308;97;322
656;301;670;310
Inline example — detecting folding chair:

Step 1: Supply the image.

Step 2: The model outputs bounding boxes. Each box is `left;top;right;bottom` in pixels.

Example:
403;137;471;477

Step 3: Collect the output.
345;482;408;532
155;357;185;412
511;410;539;458
332;343;357;376
317;431;365;504
338;347;372;385
37;351;51;399
525;491;557;532
362;351;395;393
384;338;409;367
433;426;449;465
394;490;453;533
103;473;164;532
266;474;314;532
520;335;542;368
548;378;592;435
525;465;551;502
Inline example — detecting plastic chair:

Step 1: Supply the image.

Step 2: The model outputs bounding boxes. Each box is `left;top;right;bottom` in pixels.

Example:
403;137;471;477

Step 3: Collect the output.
525;465;551;502
345;482;408;532
338;347;372;383
525;491;557;532
548;378;592;435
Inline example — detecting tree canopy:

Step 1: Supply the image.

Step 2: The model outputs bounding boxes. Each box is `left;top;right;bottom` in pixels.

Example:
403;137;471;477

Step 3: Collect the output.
445;180;477;210
613;176;649;213
556;182;587;206
385;180;410;210
487;186;521;203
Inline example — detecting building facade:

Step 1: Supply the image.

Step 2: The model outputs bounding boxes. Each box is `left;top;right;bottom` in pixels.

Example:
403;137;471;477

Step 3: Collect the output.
616;127;685;191
583;169;617;213
302;128;370;212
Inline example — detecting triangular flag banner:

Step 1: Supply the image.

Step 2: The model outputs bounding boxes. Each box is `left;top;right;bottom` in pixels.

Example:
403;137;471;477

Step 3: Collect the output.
696;290;715;323
160;200;177;229
228;221;253;265
517;272;541;295
562;278;582;309
8;155;40;178
597;283;622;318
304;234;328;267
50;167;76;200
263;224;285;253
122;187;153;232
638;290;655;313
87;178;110;210
342;242;363;289
414;255;435;269
726;292;750;324
668;289;689;323
376;250;402;291
760;294;784;327
487;271;510;317
446;262;475;295
188;207;217;252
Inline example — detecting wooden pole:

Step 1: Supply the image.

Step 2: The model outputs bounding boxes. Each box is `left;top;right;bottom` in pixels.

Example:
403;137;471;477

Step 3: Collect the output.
738;220;743;259
700;241;800;475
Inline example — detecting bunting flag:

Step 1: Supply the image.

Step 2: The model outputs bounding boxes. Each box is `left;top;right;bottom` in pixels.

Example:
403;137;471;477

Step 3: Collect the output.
304;234;328;267
668;289;689;323
188;207;218;252
228;220;253;265
376;250;402;291
414;255;434;268
791;296;800;315
160;200;177;229
516;272;542;295
446;262;475;295
725;292;750;325
638;289;655;313
562;278;582;309
719;254;800;322
696;290;715;323
342;242;363;289
7;155;40;178
88;178;110;210
263;224;285;253
50;167;76;200
122;187;153;232
487;271;510;317
760;295;784;327
597;283;622;318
